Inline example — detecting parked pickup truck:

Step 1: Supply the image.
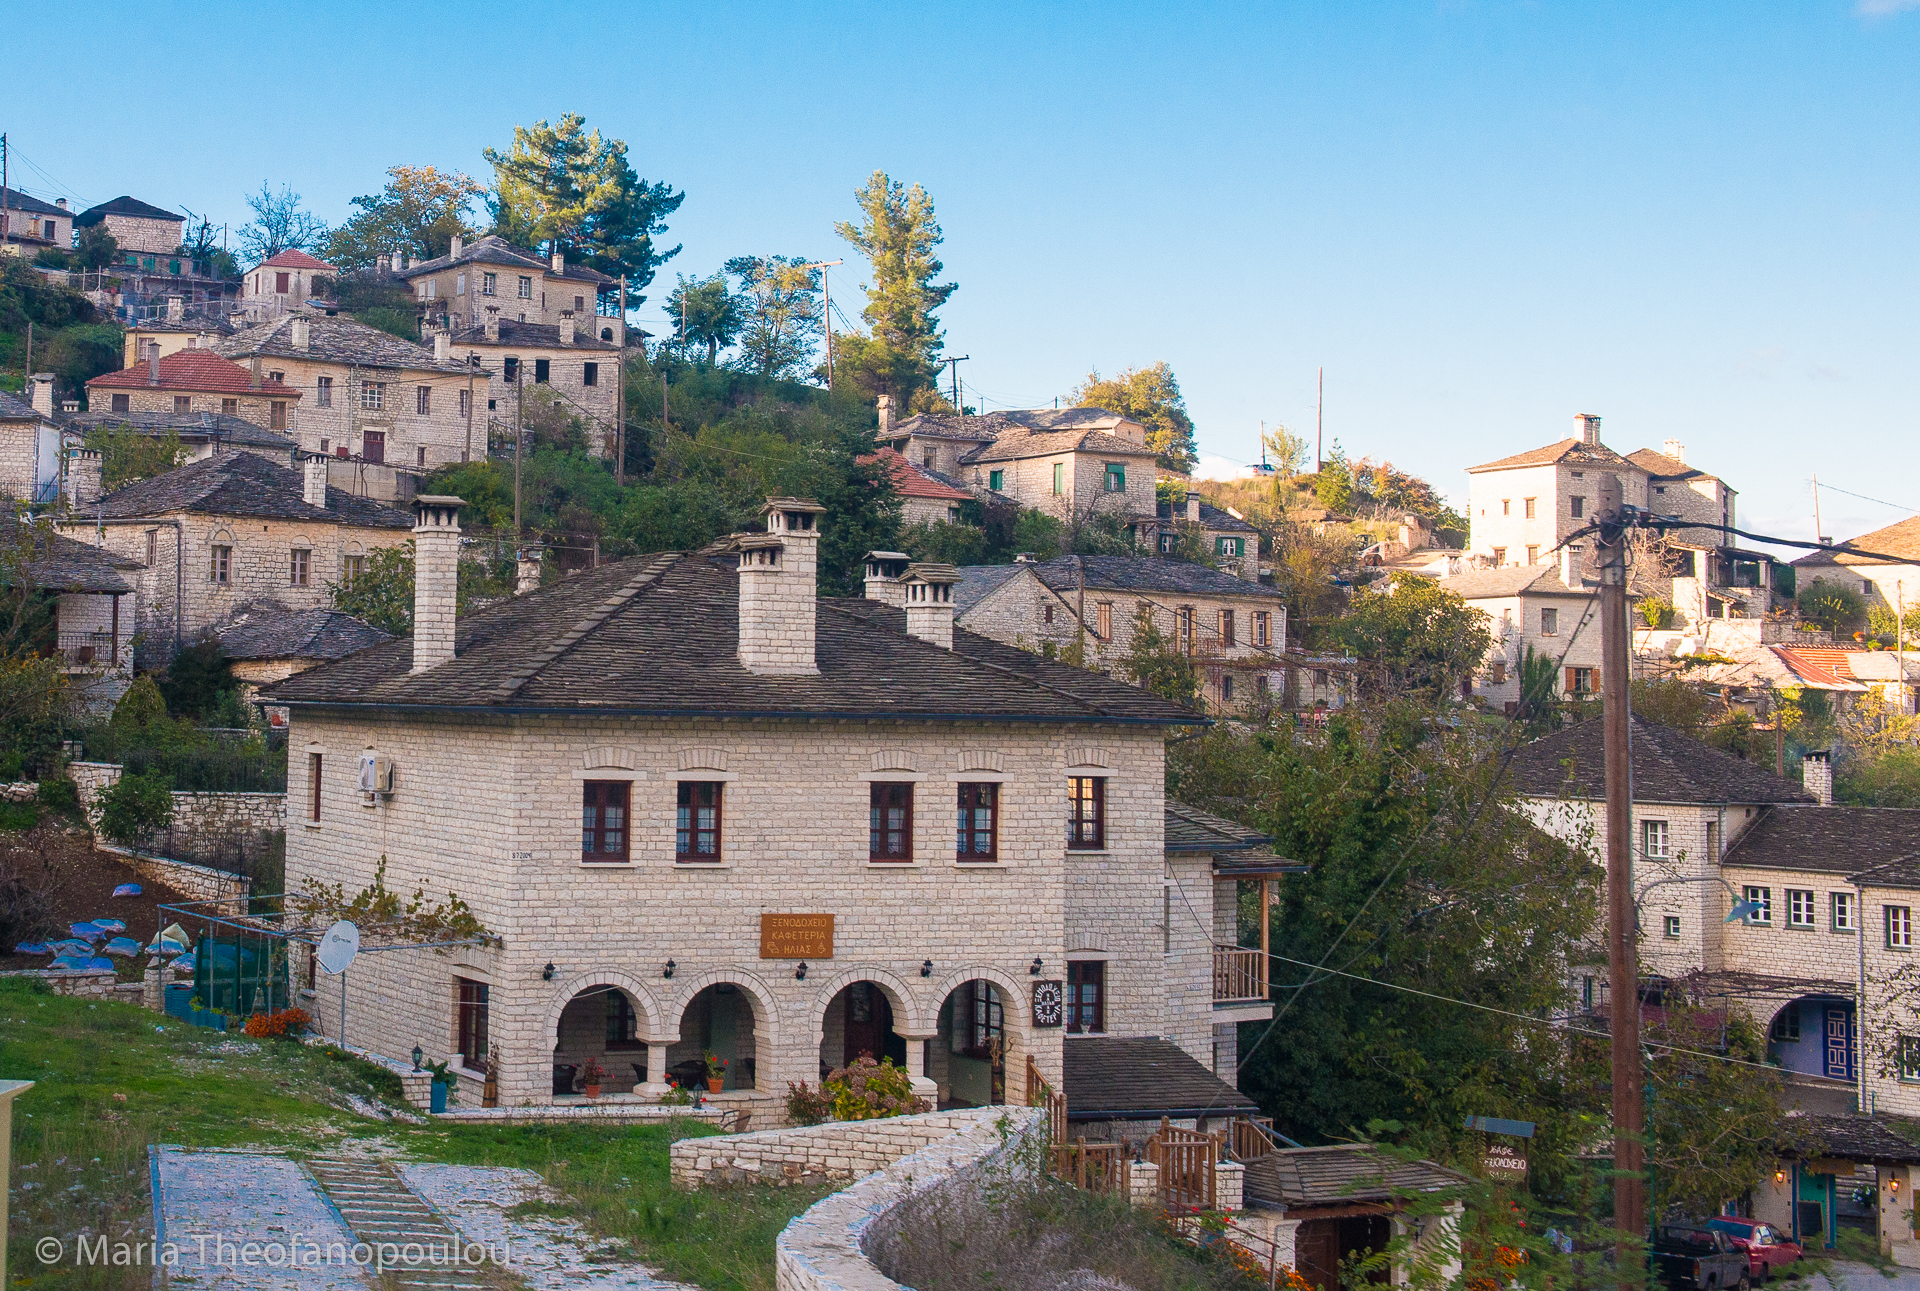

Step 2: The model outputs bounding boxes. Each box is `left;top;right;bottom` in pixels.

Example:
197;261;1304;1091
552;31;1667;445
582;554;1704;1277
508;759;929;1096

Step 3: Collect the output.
1651;1225;1751;1291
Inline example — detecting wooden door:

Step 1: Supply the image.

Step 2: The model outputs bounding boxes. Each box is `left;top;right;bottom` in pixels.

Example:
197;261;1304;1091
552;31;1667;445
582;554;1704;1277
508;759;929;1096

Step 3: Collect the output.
362;430;385;464
1825;1007;1851;1079
1295;1219;1341;1291
843;983;893;1067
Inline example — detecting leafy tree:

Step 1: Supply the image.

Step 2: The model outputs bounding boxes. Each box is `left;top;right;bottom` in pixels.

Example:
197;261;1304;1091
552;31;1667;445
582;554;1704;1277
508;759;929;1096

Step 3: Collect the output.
724;255;822;379
73;224;118;272
328;544;415;636
235;182;328;264
32;247;68;270
158;637;238;721
1331;573;1491;701
834;172;956;408
1314;441;1354;513
485;114;684;297
666;273;743;364
1797;578;1866;633
608;481;737;554
107;675;173;742
82;423;187;488
1071;362;1198;473
97;768;174;850
1630;676;1713;731
1516;646;1563;734
1841;746;1920;807
1116;602;1200;708
0;257;95;335
1866;602;1920;646
324;165;484;268
44;323;123;392
1261;421;1309;476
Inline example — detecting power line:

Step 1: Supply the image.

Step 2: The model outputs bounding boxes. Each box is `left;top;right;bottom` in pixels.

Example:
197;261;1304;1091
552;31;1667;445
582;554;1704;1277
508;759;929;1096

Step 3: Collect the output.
1806;481;1917;516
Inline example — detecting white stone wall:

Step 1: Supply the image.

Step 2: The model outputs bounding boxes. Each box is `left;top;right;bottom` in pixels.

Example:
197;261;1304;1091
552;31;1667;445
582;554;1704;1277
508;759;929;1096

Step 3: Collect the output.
249;354;481;469
454;341;618;460
284;710;1172;1109
1466;590;1608;707
414;264;609;332
102;386;296;431
670;1107;1006;1188
1469;461;1651;565
98;214;185;256
1860;878;1920;1118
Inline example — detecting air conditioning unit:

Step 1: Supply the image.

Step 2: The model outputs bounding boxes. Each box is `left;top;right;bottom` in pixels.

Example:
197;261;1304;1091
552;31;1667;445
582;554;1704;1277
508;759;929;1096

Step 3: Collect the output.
357;753;396;796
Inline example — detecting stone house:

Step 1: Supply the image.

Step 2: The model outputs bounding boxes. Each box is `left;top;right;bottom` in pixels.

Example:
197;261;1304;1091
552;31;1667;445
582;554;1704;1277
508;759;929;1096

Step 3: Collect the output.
0;384;63;503
864;448;973;527
0;187;73;254
947;554;1288;712
261;497;1276;1126
121;313;240;368
56;452;411;666
1236;1145;1467;1291
215;606;392;732
1442;559;1607;707
13;519;142;710
74;195;185;255
1150;493;1260;582
213;312;488;472
1793;515;1920;631
86;348;300;433
402;234;625;343
439;314;620;459
57;409;296;469
241;249;337;320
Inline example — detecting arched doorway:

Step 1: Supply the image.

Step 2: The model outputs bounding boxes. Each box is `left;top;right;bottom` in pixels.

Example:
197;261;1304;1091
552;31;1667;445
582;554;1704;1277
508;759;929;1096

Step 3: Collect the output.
934;979;1008;1107
820;981;908;1076
551;985;648;1096
1767;995;1855;1080
673;982;762;1092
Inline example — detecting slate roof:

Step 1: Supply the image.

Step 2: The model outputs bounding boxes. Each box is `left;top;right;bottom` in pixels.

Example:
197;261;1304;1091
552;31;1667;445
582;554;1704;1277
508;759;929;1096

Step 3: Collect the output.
257;249;335;271
85;453;412;529
1164;800;1274;853
1792;516;1920;569
960;425;1156;466
262;548;1203;724
402;234;613;285
1779;1115;1920;1165
951;563;1028;615
0;188;66;217
1244;1143;1469;1208
1847;855;1920;893
12;525;139;594
1721;807;1920;875
1508;717;1817;806
1157;498;1256;533
217;607;392;661
1626;447;1710;481
128;318;237;338
58;410;297;451
0;391;43;422
863;448;972;503
1061;1036;1259;1118
1440;566;1590;599
214;315;473;376
954;557;1281;615
75;196;183;226
88;350;300;397
893;407;1138;442
448;319;619;352
1466;437;1640;474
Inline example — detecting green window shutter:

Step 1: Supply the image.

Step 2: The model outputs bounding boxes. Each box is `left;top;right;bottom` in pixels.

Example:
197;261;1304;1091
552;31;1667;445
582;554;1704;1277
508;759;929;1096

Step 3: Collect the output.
1053;462;1064;495
989;470;1004;491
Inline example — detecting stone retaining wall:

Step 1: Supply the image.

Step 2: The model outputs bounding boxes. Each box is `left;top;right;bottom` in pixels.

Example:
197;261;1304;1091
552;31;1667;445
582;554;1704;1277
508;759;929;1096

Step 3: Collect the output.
672;1108;1021;1190
0;969;136;999
773;1106;1044;1291
69;762;285;863
98;845;248;904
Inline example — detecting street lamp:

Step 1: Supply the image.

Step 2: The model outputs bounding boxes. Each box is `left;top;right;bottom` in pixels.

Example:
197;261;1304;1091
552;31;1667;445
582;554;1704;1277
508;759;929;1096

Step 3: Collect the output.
1634;875;1765;926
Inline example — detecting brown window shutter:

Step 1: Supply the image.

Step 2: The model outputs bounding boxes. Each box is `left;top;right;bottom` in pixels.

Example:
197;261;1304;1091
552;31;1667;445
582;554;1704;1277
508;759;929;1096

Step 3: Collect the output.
1566;667;1577;694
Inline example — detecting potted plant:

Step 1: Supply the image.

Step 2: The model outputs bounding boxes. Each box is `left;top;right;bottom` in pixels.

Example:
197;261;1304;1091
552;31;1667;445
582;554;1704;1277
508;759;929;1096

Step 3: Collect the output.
703;1050;728;1094
580;1056;607;1099
424;1060;457;1113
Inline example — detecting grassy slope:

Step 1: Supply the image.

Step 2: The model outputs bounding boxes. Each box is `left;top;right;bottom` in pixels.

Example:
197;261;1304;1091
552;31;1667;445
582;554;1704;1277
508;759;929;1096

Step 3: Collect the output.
0;979;819;1291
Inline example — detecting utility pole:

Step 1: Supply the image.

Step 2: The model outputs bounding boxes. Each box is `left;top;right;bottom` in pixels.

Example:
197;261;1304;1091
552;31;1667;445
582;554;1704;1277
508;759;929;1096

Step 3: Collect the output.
1597;472;1643;1282
943;355;971;411
616;274;627;484
1;134;10;263
802;260;843;388
1812;474;1828;547
1316;366;1324;473
514;361;524;538
462;355;474;463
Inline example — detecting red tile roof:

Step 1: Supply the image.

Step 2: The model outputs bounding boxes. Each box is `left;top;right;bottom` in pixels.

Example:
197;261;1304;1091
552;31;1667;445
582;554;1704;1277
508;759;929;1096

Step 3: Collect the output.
1771;645;1866;688
88;350;300;398
258;249;335;271
863;448;972;502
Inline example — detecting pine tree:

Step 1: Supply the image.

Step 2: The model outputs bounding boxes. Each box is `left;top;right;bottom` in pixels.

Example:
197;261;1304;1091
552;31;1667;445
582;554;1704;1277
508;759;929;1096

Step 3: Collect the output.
834;172;956;409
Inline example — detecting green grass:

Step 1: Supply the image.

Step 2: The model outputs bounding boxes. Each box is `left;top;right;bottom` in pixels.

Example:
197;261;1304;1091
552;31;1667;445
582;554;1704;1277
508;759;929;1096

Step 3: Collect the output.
1;979;820;1291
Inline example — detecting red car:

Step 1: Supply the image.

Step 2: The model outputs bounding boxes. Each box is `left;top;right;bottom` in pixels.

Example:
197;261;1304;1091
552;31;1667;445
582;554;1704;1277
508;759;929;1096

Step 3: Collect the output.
1705;1219;1803;1281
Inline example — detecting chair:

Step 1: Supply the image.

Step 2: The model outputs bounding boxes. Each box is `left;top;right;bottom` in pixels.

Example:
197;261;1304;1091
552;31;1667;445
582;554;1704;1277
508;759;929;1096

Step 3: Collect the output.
630;1062;647;1085
551;1063;579;1096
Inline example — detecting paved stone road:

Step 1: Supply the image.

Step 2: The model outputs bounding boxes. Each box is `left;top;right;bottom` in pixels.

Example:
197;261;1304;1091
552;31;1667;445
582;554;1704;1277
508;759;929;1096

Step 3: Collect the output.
153;1147;365;1291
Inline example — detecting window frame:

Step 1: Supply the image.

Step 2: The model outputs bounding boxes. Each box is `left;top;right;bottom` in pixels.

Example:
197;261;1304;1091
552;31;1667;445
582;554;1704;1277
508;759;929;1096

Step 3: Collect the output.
1902;1035;1920;1082
1570;495;1585;518
1889;904;1913;950
989;469;1004;491
517;275;532;299
111;392;130;413
308;752;322;822
289;548;311;587
173;394;192;415
583;361;598;387
956;782;998;861
316;375;332;408
455;978;489;1065
581;779;631;863
1052;462;1065;496
1104;463;1125;493
1743;885;1772;925
209;544;231;585
1524;497;1537;519
360;379;384;411
270;400;287;430
482;272;497;296
1066;960;1105;1034
1787;888;1817;929
606;990;642;1048
1220;609;1236;647
1096;601;1112;640
222;397;239;416
1067;776;1106;851
869;781;914;862
1833;892;1856;932
675;780;723;863
1540;607;1559;635
416;385;431;415
1641;819;1669;858
1254;611;1270;647
1663;915;1681;938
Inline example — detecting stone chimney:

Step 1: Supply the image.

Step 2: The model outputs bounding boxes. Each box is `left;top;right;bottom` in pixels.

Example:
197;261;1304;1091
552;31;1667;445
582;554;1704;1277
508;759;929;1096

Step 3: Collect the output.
249;355;262;390
484;306;500;342
551;250;564;274
449;234;464;259
1014;552;1037;563
409;495;465;674
54;198;66;211
302;454;329;509
862;551;911;607
736;498;826;675
1802;749;1833;806
559;310;575;345
64;447;102;508
515;544;544;595
902;563;959;649
434;330;451;362
876;393;893;437
1559;542;1582;588
1575;413;1602;445
1662;438;1687;465
147;350;161;385
1185;491;1201;523
166;295;184;323
29;373;53;419
290;316;310;351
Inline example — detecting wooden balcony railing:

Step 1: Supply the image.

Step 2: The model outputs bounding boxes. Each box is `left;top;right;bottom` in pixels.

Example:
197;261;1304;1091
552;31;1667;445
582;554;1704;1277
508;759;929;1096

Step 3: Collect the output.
1213;945;1268;1004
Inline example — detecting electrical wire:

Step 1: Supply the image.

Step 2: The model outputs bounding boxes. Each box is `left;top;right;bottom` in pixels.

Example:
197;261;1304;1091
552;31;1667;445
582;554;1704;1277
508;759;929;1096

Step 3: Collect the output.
1807;482;1916;516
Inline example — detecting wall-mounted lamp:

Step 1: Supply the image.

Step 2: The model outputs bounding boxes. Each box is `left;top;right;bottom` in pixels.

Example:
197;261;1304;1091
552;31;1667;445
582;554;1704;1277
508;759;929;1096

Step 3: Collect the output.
796;962;809;981
1030;957;1044;976
1774;1170;1787;1185
663;959;676;979
411;1046;423;1071
921;959;934;978
1893;1178;1902;1195
542;963;556;981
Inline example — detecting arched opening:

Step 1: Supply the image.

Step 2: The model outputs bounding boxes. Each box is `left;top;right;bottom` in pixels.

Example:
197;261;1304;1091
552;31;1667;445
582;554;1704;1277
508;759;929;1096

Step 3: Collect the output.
934;978;1008;1107
820;981;907;1076
673;983;761;1092
1767;995;1855;1080
551;984;648;1096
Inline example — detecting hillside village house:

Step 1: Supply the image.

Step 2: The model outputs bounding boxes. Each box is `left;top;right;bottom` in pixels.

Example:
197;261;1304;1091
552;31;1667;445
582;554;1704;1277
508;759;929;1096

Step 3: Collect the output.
439;312;620;459
1154;493;1262;582
948;554;1289;712
9;518;142;710
241;249;337;320
402;234;626;343
1445;555;1607;708
213;312;488;476
864;448;974;526
261;496;1279;1126
86;348;300;432
58;408;297;469
0;187;73;254
0;384;63;503
57;452;411;666
121;311;239;367
1793;515;1920;634
73;196;236;321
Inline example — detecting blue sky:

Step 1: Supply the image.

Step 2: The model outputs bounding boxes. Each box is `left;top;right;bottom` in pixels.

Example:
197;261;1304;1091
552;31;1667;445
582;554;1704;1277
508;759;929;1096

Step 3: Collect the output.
16;1;1920;550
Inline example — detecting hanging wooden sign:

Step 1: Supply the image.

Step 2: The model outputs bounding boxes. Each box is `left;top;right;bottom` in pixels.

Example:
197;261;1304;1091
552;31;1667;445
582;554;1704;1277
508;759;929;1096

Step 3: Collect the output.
760;913;834;959
1483;1144;1528;1182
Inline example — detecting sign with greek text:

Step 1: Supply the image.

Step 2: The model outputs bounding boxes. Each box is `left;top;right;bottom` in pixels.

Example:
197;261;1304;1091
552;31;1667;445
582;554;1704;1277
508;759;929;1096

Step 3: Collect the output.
760;913;833;959
1483;1145;1528;1183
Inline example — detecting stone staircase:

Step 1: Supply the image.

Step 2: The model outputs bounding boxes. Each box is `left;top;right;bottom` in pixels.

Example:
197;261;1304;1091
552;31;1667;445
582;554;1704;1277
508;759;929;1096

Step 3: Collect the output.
302;1156;489;1291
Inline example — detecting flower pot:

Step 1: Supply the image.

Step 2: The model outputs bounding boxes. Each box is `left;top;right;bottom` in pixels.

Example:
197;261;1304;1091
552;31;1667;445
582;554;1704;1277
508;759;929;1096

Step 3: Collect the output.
430;1081;448;1114
706;1078;724;1093
584;1083;601;1100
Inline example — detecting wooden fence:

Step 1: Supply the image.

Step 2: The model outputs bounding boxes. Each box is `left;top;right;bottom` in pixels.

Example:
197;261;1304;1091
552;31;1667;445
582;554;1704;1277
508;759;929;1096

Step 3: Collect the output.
1147;1117;1220;1211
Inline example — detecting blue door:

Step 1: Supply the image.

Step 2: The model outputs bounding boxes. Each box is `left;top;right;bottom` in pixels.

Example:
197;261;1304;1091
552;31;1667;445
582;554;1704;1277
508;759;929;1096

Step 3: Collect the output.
1825;1006;1854;1079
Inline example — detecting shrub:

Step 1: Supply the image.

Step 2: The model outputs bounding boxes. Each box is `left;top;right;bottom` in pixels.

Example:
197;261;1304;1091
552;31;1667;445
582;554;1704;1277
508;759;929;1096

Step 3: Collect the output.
785;1080;833;1126
96;769;174;849
36;776;79;818
0;854;55;948
822;1055;931;1121
242;1006;312;1039
0;800;37;832
1639;595;1675;629
1798;580;1867;633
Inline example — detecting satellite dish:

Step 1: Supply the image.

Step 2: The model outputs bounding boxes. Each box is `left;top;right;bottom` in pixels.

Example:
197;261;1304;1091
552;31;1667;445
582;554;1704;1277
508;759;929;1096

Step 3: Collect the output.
316;920;360;975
